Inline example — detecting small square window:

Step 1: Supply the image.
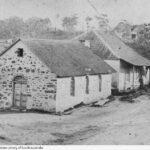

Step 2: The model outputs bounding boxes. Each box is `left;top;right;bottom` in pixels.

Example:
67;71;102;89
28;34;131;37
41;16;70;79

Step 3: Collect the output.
17;48;24;57
132;34;136;39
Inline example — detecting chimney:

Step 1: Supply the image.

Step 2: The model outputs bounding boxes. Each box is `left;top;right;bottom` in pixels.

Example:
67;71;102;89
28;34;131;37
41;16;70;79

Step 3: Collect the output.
80;40;90;48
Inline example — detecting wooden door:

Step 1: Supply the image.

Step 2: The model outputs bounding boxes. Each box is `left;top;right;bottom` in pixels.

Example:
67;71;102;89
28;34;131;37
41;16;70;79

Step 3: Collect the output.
14;83;22;107
13;76;27;109
20;84;27;108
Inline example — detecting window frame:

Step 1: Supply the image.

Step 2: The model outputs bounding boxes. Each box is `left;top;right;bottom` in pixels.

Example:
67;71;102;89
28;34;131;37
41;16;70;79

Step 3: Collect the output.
17;48;24;57
85;75;89;94
99;75;102;92
70;77;75;96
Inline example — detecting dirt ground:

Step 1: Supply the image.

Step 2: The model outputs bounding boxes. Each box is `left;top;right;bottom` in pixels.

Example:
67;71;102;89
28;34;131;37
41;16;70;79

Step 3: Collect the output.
0;93;150;145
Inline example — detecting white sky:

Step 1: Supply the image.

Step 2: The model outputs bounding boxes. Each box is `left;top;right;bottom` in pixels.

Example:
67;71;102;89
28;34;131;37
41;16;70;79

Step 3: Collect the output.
0;0;150;29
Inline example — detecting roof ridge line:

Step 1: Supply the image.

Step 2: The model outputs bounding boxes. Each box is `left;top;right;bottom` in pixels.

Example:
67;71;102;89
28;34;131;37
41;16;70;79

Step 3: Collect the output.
93;30;120;59
72;30;90;40
111;32;150;62
0;38;21;57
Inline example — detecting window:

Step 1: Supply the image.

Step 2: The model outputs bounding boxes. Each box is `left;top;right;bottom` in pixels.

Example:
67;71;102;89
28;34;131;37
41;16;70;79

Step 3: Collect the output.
17;48;24;57
70;77;75;96
85;76;89;94
132;34;136;39
99;75;102;92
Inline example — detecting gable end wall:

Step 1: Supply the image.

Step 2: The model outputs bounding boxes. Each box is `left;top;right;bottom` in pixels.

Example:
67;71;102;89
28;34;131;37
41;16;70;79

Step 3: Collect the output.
0;41;57;112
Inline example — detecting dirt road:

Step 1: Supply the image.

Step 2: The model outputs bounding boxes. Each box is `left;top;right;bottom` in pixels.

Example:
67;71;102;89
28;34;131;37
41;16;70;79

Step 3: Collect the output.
0;94;150;145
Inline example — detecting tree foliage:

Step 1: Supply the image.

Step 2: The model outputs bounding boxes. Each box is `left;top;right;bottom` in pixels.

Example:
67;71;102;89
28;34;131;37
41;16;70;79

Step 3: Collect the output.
127;24;150;60
62;14;78;32
25;17;52;38
0;16;53;39
0;16;80;39
95;14;110;31
85;16;93;31
0;17;25;39
0;14;78;39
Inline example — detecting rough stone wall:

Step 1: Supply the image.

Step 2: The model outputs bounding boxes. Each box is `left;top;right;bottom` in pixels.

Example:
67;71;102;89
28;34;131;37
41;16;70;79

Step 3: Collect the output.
0;41;57;112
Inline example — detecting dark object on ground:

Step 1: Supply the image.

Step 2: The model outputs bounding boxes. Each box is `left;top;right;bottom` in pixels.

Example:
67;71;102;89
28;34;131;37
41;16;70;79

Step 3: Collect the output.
112;89;136;96
74;102;84;108
50;125;100;145
91;103;103;108
105;95;115;104
119;86;150;103
119;95;135;103
27;109;55;115
91;99;110;107
57;102;85;115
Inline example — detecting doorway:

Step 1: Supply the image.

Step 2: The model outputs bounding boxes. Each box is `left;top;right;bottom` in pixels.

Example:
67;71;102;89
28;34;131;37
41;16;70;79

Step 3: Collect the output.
13;76;27;109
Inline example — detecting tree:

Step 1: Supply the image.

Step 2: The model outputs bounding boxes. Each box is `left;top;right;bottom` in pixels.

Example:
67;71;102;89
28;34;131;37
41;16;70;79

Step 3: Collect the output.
25;17;52;38
62;14;78;32
126;24;150;60
95;14;110;31
0;16;81;39
0;17;25;39
137;24;150;42
54;13;60;32
85;16;93;31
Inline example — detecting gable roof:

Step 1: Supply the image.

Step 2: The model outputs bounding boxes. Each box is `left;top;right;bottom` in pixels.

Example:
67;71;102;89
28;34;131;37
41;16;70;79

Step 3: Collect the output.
0;39;115;77
74;30;150;66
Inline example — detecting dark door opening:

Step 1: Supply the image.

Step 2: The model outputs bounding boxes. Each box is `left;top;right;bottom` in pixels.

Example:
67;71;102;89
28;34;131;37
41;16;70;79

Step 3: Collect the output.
13;76;27;109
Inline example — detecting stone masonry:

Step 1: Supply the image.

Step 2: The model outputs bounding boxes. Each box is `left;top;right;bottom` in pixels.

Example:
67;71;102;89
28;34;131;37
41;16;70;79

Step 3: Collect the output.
0;42;57;112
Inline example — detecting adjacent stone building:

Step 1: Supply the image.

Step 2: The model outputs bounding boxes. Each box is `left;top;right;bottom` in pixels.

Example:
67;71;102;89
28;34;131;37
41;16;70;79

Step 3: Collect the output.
0;39;115;112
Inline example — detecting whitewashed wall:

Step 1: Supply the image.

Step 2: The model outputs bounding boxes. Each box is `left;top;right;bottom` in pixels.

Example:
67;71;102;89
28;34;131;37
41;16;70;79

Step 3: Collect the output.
84;74;111;104
105;59;150;92
118;70;140;91
118;67;150;91
56;76;85;112
118;73;125;91
56;74;112;112
143;68;150;85
105;60;120;89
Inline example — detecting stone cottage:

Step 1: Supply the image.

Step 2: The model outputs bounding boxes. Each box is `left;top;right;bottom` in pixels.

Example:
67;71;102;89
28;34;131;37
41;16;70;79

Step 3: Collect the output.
0;39;115;112
74;30;150;92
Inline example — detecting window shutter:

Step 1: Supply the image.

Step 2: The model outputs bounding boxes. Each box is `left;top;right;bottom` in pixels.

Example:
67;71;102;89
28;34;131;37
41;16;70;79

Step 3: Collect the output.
85;76;89;94
99;75;102;91
17;48;24;57
70;77;75;96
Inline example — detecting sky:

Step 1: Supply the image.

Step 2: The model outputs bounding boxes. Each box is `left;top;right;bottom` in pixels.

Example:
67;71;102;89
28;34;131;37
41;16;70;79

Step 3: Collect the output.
1;0;150;30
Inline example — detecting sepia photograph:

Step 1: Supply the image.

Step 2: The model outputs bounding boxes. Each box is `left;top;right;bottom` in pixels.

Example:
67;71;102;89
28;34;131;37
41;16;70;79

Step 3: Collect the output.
0;0;150;148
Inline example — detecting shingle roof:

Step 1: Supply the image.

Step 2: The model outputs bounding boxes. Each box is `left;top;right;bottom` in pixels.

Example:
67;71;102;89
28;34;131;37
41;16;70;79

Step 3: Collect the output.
75;30;150;66
0;39;115;77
